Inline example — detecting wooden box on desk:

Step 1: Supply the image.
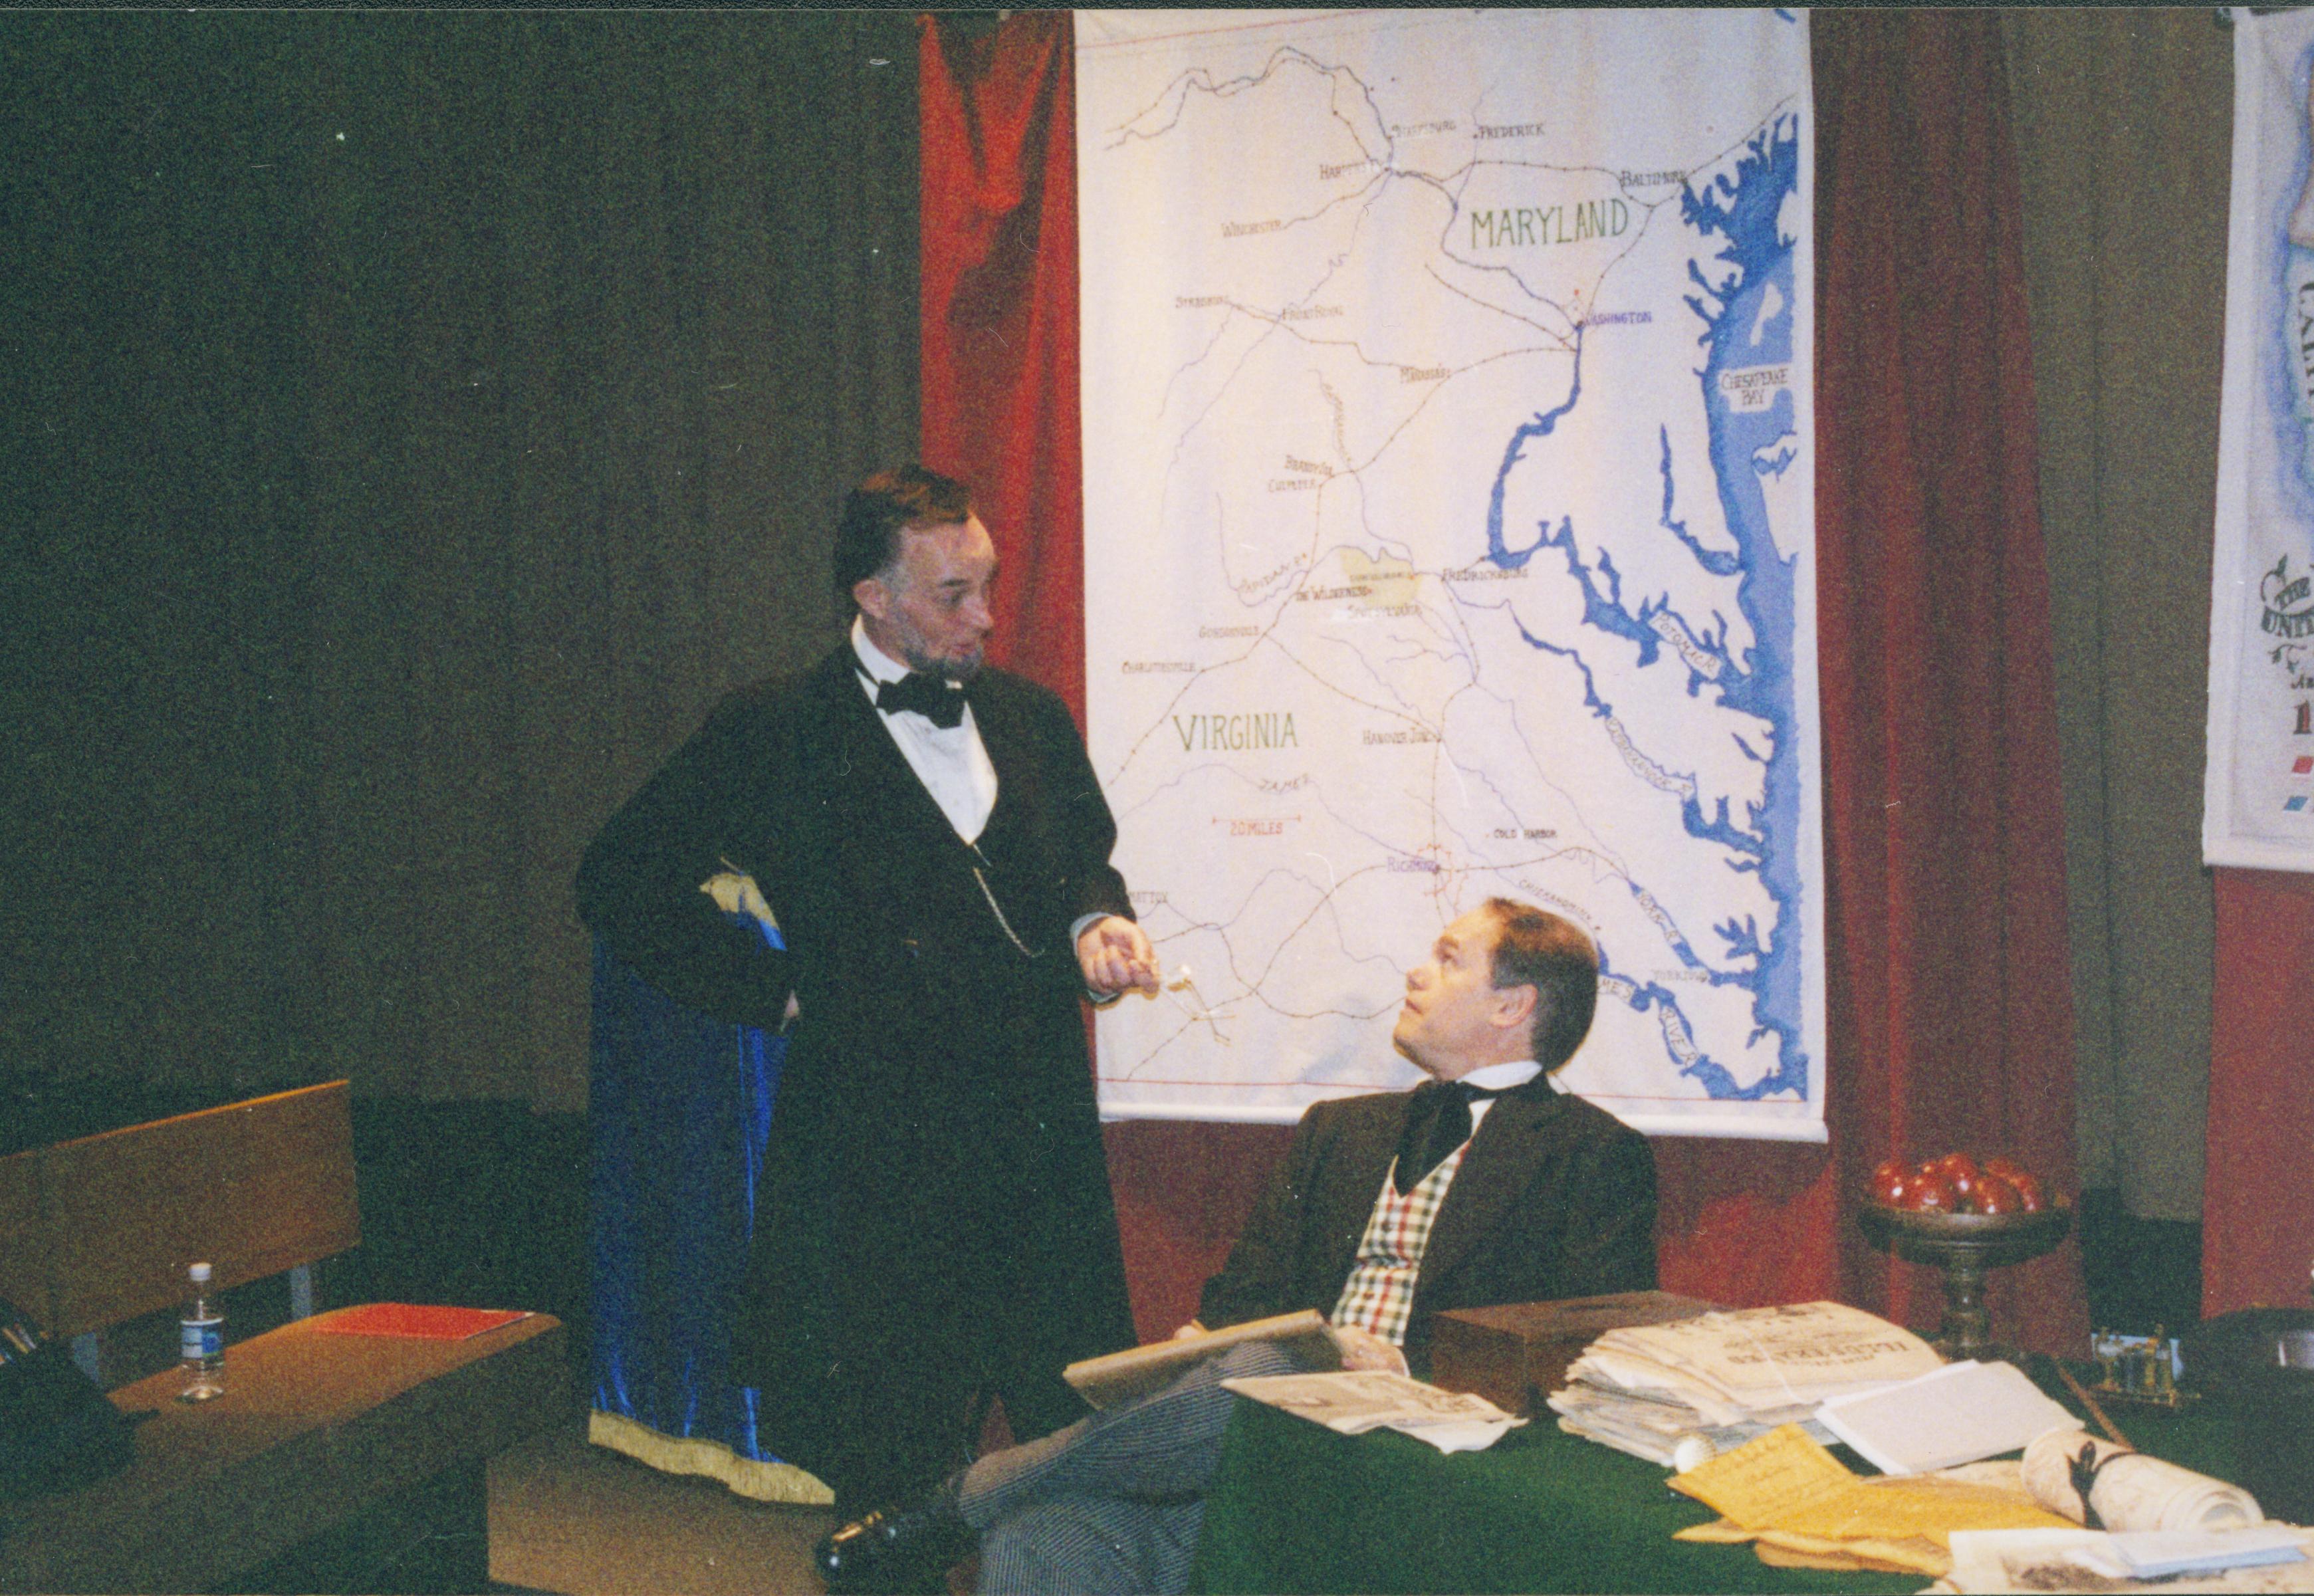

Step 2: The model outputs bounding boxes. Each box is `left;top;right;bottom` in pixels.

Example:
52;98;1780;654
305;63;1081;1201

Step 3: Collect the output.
1429;1291;1719;1417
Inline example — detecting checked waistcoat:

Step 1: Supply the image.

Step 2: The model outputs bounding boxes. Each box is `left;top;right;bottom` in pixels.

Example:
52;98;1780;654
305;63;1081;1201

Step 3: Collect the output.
1328;1142;1470;1345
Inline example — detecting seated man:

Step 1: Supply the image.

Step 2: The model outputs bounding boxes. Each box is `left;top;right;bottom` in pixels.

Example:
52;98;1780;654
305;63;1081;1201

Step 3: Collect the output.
817;897;1657;1595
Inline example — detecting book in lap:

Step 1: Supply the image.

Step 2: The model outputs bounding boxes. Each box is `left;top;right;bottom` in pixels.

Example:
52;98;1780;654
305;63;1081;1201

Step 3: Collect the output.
1062;1311;1341;1411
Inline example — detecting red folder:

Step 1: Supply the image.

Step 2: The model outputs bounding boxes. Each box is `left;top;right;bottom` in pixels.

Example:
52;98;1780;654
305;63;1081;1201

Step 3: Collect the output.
308;1303;530;1341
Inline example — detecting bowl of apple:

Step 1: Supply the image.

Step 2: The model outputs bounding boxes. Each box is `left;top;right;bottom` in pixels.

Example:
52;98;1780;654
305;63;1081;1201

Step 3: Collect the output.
1865;1152;2061;1227
1857;1153;2071;1359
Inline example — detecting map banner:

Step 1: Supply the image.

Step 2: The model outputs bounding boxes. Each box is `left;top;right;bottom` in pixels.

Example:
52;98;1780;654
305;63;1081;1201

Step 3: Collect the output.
1078;9;1823;1139
2207;8;2314;871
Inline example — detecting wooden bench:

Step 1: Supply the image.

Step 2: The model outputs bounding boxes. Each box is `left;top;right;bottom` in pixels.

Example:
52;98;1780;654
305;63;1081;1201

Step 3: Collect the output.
0;1081;362;1379
0;1083;567;1593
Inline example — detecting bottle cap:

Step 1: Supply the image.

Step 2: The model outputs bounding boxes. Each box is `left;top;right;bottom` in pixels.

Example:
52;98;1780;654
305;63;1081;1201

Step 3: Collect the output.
189;1262;213;1283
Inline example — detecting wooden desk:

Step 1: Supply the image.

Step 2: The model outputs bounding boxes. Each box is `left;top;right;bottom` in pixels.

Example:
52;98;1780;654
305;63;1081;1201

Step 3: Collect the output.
0;1308;566;1594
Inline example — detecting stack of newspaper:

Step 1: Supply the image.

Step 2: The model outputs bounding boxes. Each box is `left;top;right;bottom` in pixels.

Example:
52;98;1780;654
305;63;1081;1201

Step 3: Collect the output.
1547;1300;1945;1465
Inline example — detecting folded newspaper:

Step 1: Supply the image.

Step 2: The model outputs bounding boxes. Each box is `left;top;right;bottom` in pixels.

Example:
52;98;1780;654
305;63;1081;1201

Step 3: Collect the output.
1221;1370;1526;1454
1548;1300;1945;1465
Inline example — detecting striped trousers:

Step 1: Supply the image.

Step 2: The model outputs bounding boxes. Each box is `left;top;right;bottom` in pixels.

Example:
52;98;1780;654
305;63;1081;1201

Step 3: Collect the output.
958;1339;1322;1595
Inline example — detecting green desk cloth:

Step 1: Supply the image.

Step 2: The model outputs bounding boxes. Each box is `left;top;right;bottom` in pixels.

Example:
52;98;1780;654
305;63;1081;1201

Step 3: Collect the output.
1194;1375;2244;1595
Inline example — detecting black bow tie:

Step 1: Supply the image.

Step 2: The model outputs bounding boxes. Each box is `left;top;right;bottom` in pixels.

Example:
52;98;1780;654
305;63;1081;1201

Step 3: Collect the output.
870;669;969;730
1394;1079;1502;1195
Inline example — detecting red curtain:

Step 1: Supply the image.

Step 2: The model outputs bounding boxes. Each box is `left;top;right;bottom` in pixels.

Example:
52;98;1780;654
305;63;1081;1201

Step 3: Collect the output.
1651;9;2084;1353
918;10;1086;722
921;10;2089;1353
2208;871;2314;1314
921;13;1287;1340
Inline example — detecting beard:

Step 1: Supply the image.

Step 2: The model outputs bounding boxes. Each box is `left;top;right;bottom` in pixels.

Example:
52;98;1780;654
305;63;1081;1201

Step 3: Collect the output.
887;617;984;683
899;644;981;684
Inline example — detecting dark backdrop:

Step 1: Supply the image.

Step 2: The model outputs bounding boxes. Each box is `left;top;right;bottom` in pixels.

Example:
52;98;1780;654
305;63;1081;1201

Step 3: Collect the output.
2;12;919;1116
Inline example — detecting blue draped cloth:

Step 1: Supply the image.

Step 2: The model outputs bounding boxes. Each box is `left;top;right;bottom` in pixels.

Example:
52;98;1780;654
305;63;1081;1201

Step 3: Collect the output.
588;933;823;1498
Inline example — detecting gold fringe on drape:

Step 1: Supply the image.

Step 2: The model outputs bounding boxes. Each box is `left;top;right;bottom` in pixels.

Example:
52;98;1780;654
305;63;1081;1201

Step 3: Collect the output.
586;1410;835;1507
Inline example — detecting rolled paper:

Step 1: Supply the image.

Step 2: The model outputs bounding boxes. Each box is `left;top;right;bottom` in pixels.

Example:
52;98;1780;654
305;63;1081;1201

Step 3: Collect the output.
2022;1428;2264;1533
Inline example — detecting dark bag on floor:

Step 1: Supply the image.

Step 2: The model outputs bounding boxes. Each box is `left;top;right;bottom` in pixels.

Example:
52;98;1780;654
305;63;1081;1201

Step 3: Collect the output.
0;1297;136;1500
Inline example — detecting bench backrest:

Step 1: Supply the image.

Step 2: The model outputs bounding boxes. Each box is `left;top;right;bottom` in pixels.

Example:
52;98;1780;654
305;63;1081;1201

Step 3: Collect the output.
0;1082;360;1338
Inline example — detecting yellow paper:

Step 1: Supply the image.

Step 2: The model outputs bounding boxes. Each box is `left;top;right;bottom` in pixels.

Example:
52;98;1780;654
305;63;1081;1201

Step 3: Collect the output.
1754;1532;1943;1575
1672;1518;1759;1545
1782;1478;2073;1543
1675;1511;1956;1575
1671;1424;2076;1548
1857;1472;2069;1533
1754;1542;1885;1571
1669;1424;1857;1528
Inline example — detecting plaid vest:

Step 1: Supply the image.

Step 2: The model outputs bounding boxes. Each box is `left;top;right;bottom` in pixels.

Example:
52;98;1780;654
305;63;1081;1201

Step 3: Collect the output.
1328;1140;1470;1345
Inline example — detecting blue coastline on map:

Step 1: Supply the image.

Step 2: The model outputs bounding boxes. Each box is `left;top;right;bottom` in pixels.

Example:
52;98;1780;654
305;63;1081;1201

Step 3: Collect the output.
1680;114;1807;1101
1482;114;1807;1103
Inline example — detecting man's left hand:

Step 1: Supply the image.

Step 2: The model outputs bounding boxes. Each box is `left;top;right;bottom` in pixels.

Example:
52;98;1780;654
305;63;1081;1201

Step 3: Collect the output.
1076;915;1159;996
1331;1325;1409;1377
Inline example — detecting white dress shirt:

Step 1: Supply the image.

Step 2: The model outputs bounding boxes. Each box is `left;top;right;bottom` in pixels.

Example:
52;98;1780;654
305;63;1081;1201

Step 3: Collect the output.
848;617;1117;981
1459;1058;1554;1138
850;615;998;844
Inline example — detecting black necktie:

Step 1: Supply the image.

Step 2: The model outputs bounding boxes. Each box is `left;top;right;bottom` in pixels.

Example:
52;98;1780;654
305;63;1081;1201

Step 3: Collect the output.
1395;1080;1499;1195
872;670;968;730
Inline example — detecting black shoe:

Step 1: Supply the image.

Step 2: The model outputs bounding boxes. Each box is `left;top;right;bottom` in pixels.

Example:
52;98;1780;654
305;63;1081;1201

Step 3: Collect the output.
815;1495;973;1595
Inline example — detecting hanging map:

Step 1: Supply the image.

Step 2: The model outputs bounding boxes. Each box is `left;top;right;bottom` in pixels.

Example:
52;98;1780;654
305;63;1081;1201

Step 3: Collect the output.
1079;9;1822;1137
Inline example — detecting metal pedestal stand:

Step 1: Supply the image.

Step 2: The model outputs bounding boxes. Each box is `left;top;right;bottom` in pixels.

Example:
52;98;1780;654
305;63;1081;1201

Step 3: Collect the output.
1857;1204;2071;1361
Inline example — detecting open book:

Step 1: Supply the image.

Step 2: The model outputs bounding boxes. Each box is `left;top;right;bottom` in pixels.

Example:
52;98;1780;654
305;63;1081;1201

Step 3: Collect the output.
1062;1310;1341;1411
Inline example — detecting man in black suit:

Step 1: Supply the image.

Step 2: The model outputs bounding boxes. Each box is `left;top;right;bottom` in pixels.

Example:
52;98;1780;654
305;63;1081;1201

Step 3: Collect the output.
576;465;1157;1513
818;897;1658;1595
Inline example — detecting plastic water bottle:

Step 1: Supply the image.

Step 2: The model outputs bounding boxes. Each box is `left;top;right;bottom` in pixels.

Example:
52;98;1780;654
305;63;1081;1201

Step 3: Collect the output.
178;1261;225;1403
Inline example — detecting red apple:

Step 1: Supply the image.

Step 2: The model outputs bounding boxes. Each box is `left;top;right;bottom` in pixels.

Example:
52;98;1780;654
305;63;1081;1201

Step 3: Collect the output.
1868;1159;1912;1205
1974;1173;2024;1215
1904;1170;1957;1212
1982;1156;2047;1212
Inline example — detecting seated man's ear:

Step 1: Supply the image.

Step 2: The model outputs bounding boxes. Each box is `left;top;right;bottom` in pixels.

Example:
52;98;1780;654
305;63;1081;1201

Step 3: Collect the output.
1492;982;1540;1035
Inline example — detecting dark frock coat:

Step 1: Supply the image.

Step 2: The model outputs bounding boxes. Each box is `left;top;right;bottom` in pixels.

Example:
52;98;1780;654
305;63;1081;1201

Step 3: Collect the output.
1197;1078;1659;1369
947;1077;1657;1596
576;645;1137;1497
